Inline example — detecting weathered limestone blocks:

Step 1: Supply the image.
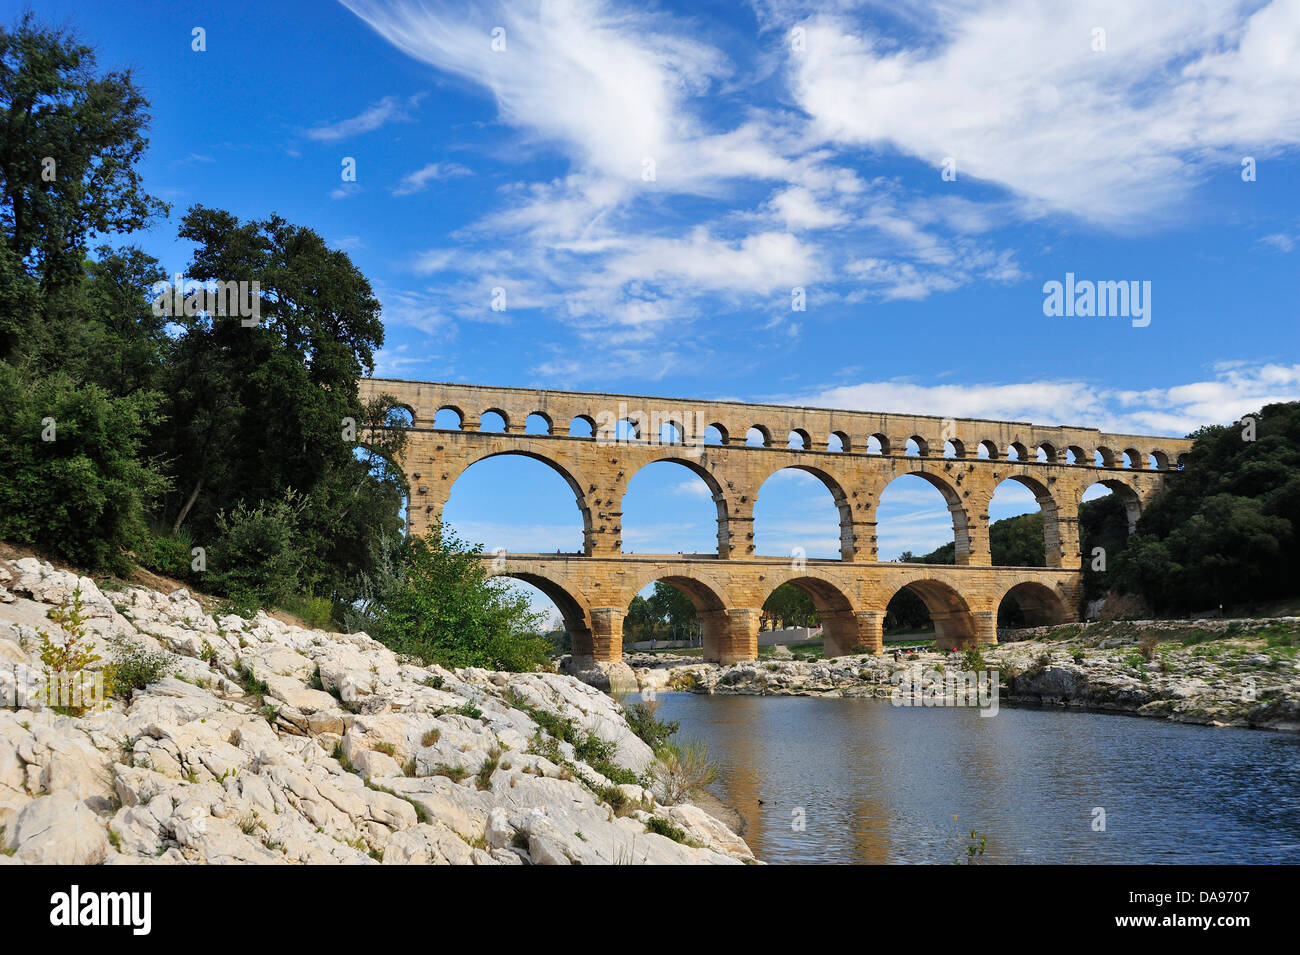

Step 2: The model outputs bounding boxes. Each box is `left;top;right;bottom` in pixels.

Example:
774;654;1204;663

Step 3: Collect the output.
0;556;754;866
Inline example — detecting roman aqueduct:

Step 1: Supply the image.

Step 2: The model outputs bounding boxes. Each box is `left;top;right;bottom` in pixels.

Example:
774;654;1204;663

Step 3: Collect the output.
359;378;1193;666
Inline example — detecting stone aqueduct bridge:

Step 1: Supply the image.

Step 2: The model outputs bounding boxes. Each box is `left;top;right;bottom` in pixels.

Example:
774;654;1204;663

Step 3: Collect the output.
359;378;1193;666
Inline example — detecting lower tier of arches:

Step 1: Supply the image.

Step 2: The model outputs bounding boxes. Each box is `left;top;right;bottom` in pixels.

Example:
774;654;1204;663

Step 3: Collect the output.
489;556;1083;666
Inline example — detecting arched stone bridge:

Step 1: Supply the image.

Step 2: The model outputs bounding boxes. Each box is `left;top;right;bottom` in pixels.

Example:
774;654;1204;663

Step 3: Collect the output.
360;378;1193;666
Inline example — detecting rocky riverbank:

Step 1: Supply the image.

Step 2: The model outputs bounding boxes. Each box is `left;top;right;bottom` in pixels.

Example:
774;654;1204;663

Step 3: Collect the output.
628;618;1300;732
0;557;753;865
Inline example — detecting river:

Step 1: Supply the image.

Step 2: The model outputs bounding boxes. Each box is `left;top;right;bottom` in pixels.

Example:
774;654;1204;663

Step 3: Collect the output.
653;693;1300;864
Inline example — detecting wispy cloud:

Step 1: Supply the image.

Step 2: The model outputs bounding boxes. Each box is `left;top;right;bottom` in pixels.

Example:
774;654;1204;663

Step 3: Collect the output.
304;92;425;142
341;0;1020;360
786;0;1300;227
392;161;472;196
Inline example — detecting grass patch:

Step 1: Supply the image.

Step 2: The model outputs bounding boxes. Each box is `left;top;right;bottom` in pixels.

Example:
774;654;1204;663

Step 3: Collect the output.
645;815;688;844
431;763;469;783
476;748;501;790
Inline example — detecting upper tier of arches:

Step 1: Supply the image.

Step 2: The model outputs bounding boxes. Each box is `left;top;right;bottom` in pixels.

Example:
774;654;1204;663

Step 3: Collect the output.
364;380;1190;473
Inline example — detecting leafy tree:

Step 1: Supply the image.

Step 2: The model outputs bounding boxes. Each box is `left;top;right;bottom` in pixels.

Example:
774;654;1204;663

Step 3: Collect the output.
146;206;403;610
0;362;166;570
0;13;168;570
374;525;550;672
1078;492;1130;600
989;512;1045;567
624;594;656;642
647;581;698;634
1114;403;1300;613
0;13;166;309
763;583;817;628
156;206;385;530
206;490;311;609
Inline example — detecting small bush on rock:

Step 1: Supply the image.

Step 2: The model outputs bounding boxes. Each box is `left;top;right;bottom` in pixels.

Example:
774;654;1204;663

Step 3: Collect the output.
645;816;688;844
652;739;718;804
106;635;175;696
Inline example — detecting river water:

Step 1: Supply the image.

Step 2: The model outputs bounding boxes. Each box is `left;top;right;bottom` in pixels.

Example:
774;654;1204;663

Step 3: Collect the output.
653;693;1300;864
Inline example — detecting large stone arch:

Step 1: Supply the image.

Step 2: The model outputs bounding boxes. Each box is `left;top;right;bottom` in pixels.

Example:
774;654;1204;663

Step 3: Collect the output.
989;472;1061;567
997;579;1070;628
374;401;417;428
622;569;752;664
487;568;596;665
621;455;730;556
761;574;877;658
879;469;979;564
1081;476;1143;535
754;463;854;560
882;577;982;650
446;449;596;553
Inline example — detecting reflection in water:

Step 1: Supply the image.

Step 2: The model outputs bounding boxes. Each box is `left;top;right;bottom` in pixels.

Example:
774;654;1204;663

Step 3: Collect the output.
654;693;1300;864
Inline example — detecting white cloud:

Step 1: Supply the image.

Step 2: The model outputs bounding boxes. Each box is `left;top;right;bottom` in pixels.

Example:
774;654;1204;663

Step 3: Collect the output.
342;0;1017;356
304;93;424;141
673;480;712;497
790;362;1300;435
341;0;737;183
788;1;1300;226
392;161;472;196
372;343;442;377
342;0;1300;378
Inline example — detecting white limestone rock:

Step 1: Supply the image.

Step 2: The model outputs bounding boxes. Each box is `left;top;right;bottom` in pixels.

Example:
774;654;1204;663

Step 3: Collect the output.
2;791;110;864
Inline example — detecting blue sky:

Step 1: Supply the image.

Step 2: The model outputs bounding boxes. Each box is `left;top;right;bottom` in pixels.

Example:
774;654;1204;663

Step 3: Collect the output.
21;0;1300;622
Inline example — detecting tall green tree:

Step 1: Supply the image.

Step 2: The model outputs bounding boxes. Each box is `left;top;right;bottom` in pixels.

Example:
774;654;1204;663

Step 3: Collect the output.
149;206;403;605
0;13;168;568
647;581;698;634
0;13;166;325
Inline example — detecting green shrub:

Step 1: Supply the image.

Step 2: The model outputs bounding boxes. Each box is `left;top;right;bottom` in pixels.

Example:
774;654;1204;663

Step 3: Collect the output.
207;491;309;608
0;364;166;571
374;526;549;672
35;588;102;715
106;635;175;696
217;592;260;619
645;816;688;844
624;699;679;754
139;528;197;581
278;593;334;630
651;739;718;804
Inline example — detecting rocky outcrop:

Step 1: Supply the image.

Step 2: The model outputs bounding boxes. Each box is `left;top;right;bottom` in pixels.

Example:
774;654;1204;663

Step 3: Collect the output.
0;557;753;865
627;617;1300;732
